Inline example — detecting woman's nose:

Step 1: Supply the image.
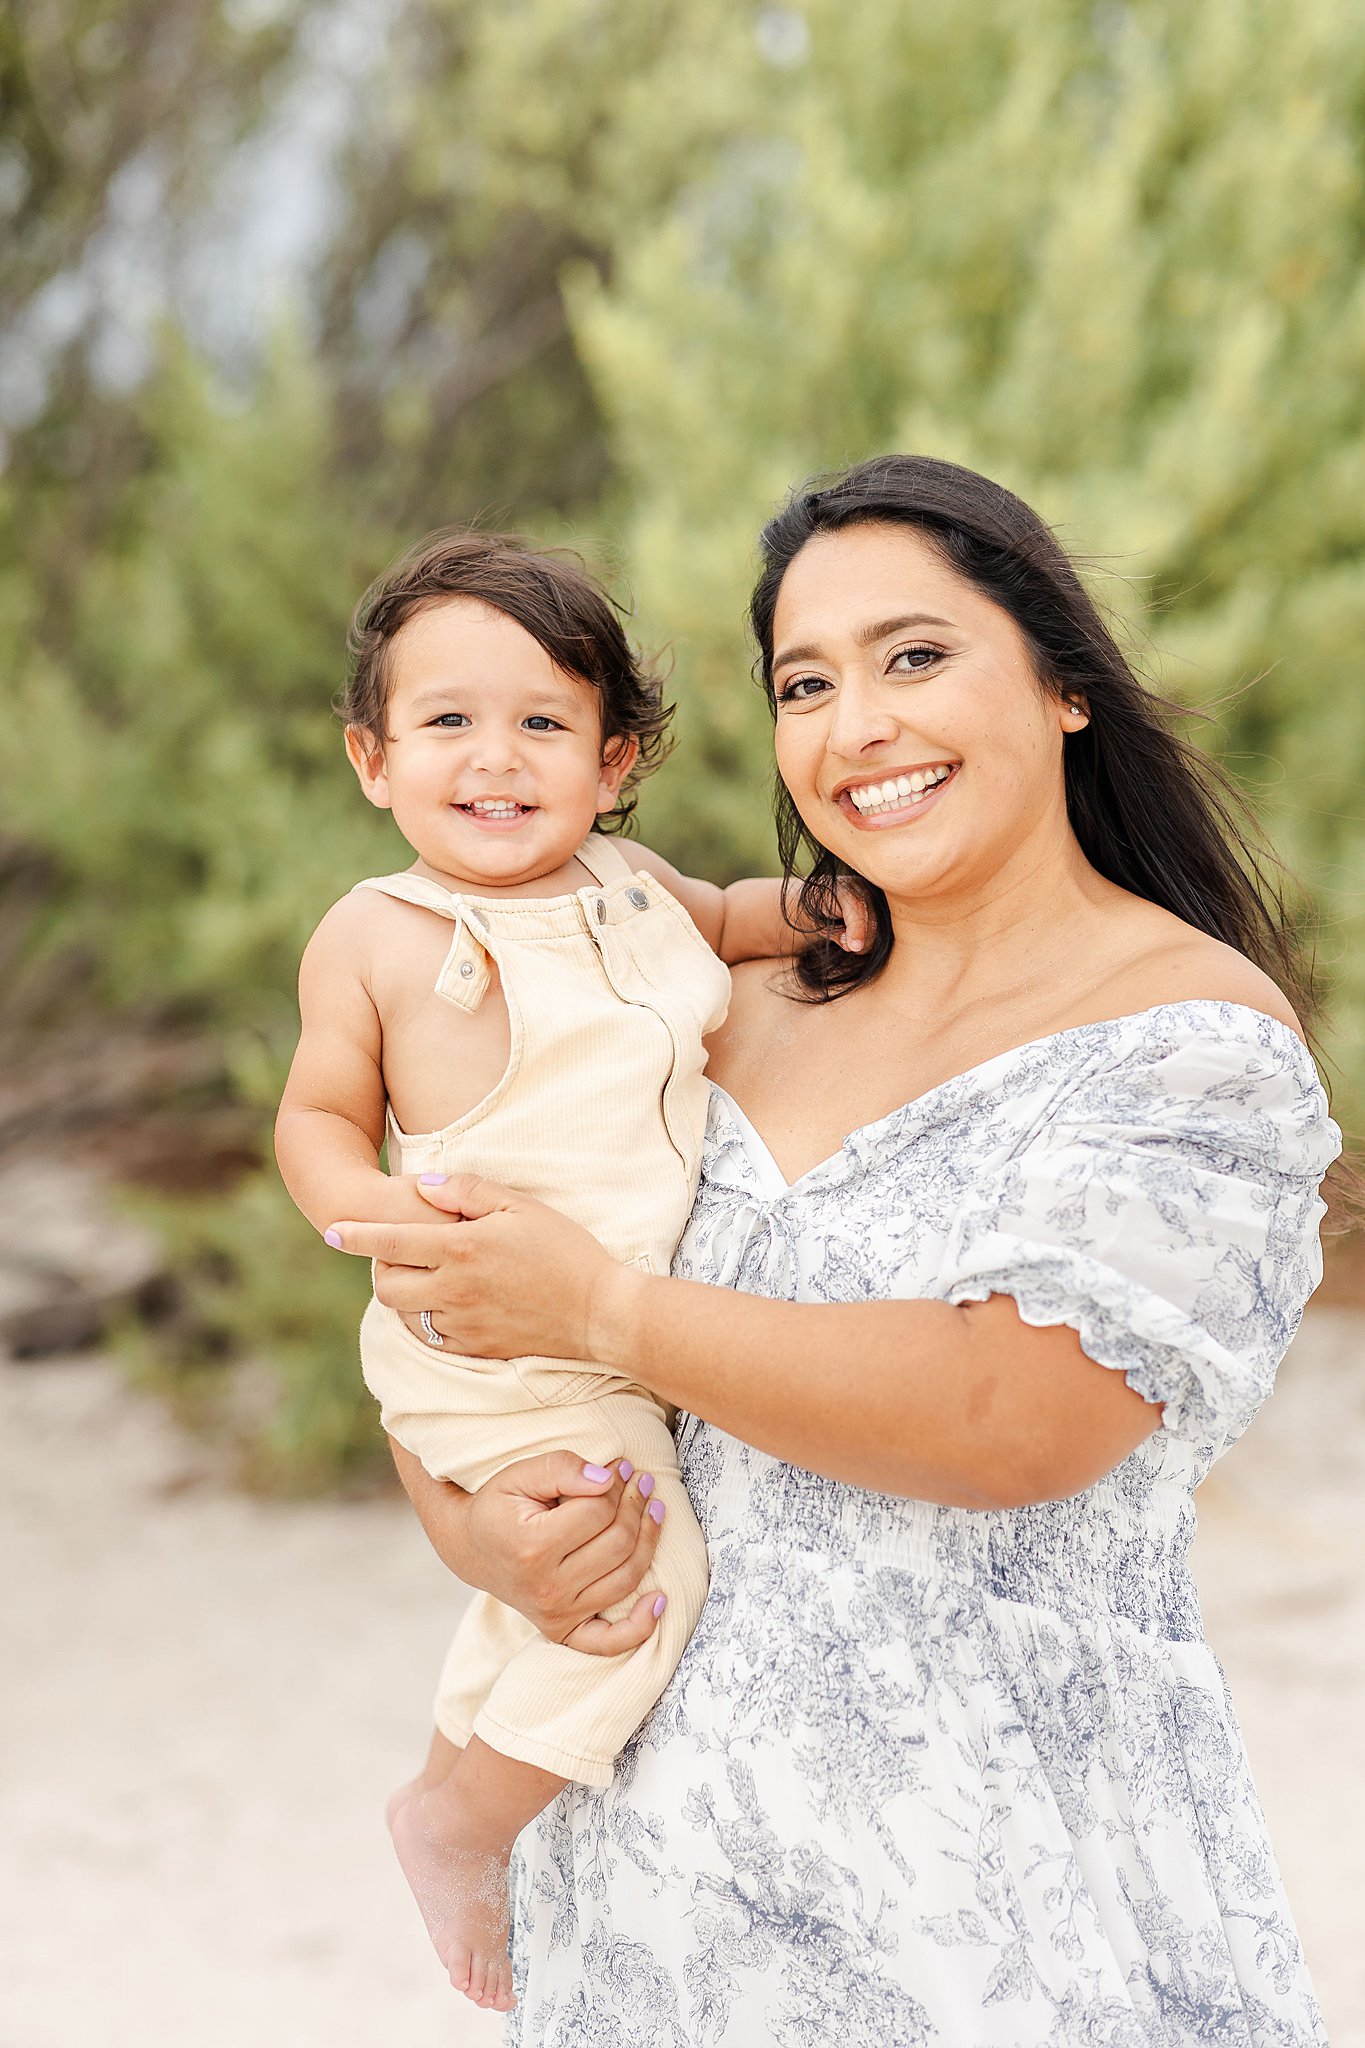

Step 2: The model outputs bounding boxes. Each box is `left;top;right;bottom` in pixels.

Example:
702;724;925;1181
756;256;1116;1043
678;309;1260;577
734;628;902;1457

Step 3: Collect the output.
826;679;901;756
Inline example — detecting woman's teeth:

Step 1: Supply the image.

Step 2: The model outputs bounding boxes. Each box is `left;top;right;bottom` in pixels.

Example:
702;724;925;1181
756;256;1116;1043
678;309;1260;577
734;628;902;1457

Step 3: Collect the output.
847;766;952;816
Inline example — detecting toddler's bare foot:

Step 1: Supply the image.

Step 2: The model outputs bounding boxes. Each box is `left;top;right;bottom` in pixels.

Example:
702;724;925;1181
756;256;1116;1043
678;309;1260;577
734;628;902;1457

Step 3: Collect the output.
385;1774;423;1833
385;1727;462;1834
390;1782;515;2012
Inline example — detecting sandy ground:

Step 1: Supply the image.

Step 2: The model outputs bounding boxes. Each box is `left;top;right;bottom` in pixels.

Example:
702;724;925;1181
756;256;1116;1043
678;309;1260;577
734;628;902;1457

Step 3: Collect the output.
2;1311;1362;2048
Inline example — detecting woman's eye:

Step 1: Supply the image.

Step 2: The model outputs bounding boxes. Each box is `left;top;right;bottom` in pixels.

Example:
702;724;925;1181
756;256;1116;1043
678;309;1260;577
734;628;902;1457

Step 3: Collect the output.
523;715;562;732
889;644;942;674
778;674;831;704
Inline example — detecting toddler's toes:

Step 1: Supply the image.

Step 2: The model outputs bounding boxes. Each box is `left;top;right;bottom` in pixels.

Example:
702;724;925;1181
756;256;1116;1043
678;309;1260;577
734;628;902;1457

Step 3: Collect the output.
479;1957;505;2010
450;1949;476;1999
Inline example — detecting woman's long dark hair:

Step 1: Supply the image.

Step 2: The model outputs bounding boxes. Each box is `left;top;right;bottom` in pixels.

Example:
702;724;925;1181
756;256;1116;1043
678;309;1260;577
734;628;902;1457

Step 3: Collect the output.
752;454;1318;1024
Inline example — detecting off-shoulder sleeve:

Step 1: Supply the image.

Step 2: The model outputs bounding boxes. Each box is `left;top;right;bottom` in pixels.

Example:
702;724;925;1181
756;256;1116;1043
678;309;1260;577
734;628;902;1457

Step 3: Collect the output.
937;1013;1340;1450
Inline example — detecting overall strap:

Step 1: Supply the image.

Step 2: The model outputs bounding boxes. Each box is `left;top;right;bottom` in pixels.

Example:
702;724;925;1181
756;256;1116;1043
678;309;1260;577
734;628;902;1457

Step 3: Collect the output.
350;873;493;1013
575;832;640;888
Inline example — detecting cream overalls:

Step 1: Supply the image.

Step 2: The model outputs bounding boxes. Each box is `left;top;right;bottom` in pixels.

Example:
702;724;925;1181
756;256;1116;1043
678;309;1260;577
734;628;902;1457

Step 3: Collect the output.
355;834;730;1787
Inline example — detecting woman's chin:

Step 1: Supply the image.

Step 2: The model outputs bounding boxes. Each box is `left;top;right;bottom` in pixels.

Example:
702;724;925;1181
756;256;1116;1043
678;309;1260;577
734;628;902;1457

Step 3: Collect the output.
829;826;964;901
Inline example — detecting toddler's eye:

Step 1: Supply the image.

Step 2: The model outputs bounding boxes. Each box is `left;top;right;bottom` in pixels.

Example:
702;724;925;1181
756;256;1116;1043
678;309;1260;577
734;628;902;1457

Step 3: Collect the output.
523;715;563;732
430;712;470;728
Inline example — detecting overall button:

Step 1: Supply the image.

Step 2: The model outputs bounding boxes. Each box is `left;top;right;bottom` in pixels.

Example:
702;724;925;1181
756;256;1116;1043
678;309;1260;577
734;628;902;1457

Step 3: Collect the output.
458;960;475;978
627;887;649;910
595;897;607;922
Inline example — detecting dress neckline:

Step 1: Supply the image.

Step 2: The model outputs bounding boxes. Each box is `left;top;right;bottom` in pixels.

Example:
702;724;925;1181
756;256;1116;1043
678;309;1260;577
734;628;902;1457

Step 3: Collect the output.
709;999;1313;1199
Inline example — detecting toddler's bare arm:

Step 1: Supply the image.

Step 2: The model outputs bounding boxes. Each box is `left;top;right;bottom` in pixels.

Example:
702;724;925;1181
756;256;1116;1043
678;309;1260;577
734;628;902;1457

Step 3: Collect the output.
275;897;437;1233
629;847;868;963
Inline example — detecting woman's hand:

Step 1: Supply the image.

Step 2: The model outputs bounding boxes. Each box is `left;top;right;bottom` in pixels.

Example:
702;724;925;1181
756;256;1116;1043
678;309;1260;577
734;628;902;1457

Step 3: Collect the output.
390;1441;666;1652
323;1174;641;1361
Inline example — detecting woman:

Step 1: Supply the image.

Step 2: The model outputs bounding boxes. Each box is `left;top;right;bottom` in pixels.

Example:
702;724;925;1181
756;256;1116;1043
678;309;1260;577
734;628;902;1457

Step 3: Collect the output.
330;456;1338;2045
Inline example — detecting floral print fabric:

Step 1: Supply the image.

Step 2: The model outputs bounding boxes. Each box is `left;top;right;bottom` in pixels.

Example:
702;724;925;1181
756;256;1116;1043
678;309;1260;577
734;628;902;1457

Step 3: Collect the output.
508;1004;1339;2047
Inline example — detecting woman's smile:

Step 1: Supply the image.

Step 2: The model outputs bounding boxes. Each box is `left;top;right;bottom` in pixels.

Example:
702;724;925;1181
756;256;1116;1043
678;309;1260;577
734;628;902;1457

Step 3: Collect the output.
835;761;959;827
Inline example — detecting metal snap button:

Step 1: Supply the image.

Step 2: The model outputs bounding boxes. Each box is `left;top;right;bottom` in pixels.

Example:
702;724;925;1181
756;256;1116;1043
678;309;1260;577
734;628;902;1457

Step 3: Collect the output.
595;897;607;922
627;887;649;910
458;960;475;978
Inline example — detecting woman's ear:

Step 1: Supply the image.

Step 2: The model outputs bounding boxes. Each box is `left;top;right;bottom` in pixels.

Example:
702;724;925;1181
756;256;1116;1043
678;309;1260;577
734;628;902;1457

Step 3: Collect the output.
1059;694;1090;733
597;733;641;811
345;724;393;809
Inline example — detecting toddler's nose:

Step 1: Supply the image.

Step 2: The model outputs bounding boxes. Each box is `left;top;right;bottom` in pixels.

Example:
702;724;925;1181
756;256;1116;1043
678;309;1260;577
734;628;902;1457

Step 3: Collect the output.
468;728;525;774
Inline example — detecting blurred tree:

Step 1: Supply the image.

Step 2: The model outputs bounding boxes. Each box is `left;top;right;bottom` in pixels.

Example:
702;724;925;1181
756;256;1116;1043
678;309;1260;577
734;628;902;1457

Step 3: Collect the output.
0;0;299;576
3;335;398;1030
0;339;390;1480
311;0;774;532
578;0;1365;1115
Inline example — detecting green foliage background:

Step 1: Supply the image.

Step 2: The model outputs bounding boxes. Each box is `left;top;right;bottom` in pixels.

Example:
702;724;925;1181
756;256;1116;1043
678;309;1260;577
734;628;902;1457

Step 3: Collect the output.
3;0;1363;1485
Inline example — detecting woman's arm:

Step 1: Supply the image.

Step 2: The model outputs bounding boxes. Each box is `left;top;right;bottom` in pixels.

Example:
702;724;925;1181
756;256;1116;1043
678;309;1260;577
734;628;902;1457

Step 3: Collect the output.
389;1441;667;1651
581;1276;1159;1509
327;1181;1161;1511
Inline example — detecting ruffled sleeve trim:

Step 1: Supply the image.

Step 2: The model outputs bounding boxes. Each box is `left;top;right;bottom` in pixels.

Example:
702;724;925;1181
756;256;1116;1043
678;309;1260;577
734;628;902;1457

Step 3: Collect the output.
941;1236;1302;1447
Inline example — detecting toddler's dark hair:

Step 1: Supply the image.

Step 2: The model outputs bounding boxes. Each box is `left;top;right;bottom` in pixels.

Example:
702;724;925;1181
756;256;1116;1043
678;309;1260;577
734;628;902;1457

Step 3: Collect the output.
341;529;672;832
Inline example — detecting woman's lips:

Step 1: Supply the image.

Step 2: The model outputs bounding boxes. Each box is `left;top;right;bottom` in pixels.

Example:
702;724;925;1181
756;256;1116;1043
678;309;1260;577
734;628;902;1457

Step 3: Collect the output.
837;765;958;828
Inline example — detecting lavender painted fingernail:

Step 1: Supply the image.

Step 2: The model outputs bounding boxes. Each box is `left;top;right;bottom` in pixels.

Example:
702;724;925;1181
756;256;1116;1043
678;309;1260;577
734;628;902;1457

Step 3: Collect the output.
648;1499;665;1525
617;1460;634;1480
637;1472;655;1499
652;1595;667;1617
419;1172;448;1186
582;1463;612;1483
323;1229;343;1249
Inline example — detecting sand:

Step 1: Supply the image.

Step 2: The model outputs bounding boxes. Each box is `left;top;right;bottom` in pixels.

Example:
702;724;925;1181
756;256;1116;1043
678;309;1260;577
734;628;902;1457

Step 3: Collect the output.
2;1310;1361;2047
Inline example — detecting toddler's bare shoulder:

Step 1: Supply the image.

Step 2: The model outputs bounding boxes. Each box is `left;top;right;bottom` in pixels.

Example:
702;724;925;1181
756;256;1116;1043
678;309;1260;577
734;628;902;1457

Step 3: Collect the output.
304;888;393;968
302;889;443;1004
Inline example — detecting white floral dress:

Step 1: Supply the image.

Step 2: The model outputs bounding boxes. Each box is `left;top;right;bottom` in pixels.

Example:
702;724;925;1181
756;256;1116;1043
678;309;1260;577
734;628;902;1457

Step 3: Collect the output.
508;1004;1340;2048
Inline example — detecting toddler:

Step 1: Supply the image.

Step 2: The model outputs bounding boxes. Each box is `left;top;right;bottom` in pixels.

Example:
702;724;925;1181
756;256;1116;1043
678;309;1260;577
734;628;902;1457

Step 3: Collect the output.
275;530;859;2013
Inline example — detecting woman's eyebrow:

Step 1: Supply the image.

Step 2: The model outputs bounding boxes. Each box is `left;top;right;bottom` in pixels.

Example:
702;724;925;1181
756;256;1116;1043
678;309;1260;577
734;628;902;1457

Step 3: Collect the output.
854;611;954;647
773;612;954;669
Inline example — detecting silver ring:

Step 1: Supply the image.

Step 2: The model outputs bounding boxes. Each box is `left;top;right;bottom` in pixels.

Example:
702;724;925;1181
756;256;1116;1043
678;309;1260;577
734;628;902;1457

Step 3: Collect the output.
420;1310;445;1349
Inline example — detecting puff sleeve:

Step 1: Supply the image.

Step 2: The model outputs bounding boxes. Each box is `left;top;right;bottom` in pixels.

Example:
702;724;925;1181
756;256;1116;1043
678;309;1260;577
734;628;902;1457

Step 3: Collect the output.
938;1009;1340;1452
